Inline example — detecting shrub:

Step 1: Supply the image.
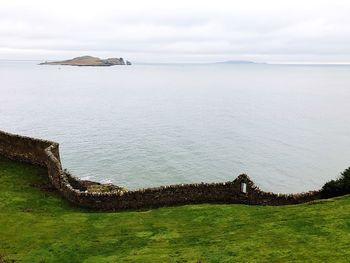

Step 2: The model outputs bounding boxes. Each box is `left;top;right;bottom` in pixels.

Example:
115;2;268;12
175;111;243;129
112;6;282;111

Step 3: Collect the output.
321;167;350;198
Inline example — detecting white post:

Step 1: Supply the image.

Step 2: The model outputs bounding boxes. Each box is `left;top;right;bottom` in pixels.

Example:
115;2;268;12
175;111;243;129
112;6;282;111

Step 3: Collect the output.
241;182;247;193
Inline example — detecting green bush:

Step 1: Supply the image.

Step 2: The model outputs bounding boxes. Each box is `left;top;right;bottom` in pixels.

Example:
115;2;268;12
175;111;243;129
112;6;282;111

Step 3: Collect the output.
321;167;350;198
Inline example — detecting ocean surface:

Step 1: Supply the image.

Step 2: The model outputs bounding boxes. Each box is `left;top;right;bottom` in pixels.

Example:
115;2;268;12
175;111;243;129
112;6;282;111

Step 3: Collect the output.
1;61;350;193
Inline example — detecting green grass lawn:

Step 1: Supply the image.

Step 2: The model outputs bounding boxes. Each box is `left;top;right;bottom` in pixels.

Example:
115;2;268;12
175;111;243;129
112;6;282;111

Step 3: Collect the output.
0;157;349;263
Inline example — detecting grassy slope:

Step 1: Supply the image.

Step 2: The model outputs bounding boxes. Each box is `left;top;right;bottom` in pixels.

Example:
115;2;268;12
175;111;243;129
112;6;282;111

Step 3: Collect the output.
0;157;349;263
46;56;104;66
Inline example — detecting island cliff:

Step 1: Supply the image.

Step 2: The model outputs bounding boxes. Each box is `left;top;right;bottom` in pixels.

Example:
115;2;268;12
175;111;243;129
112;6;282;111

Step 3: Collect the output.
40;56;132;66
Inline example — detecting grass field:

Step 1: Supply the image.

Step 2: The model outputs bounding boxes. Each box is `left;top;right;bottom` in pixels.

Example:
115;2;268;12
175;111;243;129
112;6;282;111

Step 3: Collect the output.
0;156;349;262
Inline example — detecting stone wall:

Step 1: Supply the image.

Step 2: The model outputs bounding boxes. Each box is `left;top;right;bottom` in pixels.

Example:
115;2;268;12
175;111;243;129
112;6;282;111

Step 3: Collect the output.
0;130;60;166
0;130;320;211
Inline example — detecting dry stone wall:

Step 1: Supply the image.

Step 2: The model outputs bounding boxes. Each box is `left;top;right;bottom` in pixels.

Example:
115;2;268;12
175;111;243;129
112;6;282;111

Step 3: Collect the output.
0;130;321;210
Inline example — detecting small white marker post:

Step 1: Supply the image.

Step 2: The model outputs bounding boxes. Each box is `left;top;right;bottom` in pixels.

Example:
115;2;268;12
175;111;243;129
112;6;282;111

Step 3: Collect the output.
241;182;247;194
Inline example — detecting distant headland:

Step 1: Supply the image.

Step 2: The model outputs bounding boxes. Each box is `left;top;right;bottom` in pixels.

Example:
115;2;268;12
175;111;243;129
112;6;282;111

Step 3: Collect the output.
39;56;132;66
216;60;266;64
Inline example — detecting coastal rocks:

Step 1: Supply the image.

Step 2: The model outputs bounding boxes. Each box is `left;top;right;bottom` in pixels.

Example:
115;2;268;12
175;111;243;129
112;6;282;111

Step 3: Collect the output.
104;57;125;65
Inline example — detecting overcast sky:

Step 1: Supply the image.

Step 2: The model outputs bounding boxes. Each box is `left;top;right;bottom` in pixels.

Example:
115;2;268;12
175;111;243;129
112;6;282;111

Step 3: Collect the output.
1;0;350;63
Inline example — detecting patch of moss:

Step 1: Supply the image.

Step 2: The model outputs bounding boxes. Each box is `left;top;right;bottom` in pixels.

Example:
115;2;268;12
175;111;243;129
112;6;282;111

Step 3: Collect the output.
86;183;127;193
64;169;128;194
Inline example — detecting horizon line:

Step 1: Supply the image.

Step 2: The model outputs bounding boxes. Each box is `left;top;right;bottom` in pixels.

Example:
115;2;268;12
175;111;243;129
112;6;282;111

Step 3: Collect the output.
1;58;350;65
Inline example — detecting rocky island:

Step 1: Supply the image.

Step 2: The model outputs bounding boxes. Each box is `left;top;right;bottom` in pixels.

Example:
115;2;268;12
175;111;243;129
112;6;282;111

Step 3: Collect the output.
40;56;131;66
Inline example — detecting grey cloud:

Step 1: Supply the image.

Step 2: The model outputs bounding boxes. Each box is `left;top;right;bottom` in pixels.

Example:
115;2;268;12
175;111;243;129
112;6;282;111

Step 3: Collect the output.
1;0;350;63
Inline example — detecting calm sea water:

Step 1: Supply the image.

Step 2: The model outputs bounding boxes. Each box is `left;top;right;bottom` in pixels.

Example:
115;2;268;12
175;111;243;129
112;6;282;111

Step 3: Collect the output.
1;61;349;193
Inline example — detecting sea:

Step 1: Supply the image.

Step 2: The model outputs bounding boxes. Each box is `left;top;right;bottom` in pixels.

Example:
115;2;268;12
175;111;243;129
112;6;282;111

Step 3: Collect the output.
1;61;349;193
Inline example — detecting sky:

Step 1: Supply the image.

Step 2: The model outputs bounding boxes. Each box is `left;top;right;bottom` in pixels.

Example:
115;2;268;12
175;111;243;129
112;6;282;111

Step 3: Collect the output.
1;0;350;63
